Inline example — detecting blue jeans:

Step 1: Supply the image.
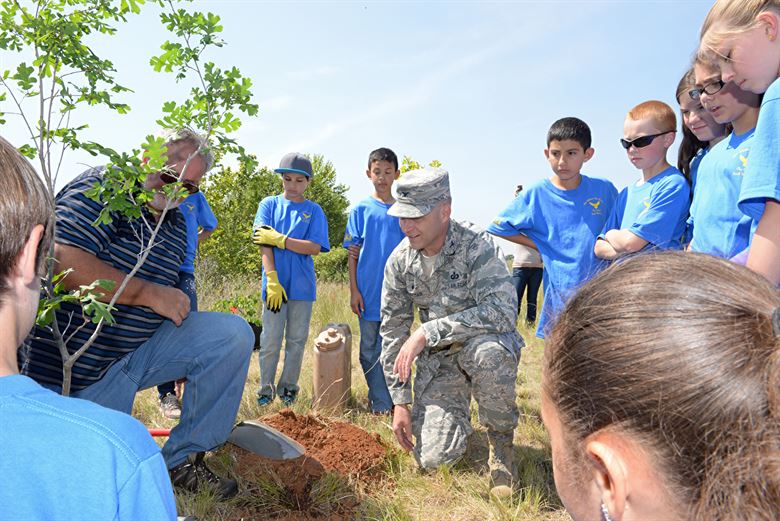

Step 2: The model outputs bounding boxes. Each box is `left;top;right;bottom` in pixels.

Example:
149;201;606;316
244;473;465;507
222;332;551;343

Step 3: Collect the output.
358;318;392;413
69;311;253;469
511;267;543;323
158;271;198;399
258;300;313;398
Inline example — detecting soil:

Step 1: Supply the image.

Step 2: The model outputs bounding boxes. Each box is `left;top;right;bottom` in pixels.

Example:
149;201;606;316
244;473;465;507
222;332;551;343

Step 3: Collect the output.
228;409;389;520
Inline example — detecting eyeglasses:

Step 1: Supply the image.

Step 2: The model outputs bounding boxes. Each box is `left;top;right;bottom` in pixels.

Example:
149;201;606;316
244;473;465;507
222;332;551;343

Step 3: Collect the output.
689;79;726;99
160;168;199;195
619;131;672;150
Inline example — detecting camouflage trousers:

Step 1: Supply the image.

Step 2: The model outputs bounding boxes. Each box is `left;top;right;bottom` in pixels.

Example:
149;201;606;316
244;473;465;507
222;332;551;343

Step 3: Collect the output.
411;332;521;469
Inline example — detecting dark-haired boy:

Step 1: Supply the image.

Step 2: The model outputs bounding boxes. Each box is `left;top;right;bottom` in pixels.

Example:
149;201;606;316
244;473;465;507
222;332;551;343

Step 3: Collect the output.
488;117;618;339
343;147;404;414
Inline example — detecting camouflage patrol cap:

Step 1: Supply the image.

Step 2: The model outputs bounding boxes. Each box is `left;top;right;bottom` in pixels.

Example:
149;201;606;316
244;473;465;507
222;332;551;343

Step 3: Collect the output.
388;167;451;218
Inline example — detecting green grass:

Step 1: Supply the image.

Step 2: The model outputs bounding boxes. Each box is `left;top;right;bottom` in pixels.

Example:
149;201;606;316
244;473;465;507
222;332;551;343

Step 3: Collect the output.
133;280;570;520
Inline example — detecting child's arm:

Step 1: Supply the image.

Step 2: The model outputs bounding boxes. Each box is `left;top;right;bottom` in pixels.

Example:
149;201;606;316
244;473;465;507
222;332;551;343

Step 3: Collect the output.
261;245;288;312
594;238;619;260
253;225;322;256
197;227;215;246
197;196;218;247
262;245;276;272
284;237;322;256
602;229;649;254
348;251;364;317
499;233;539;250
747;200;780;284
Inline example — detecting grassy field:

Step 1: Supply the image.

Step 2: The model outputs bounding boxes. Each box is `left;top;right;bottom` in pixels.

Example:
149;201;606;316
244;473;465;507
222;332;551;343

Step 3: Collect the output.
133;280;570;521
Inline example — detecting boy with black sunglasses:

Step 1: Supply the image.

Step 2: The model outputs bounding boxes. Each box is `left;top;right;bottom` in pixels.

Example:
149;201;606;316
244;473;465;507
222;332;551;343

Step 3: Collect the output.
595;100;691;260
488;117;617;340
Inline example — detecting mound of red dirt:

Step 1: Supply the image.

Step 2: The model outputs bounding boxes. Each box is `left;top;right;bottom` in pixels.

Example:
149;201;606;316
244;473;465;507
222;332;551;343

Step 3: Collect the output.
262;409;387;480
228;410;389;520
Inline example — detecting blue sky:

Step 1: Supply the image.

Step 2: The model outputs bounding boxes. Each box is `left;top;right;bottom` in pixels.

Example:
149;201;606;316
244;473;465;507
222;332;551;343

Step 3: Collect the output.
3;0;713;245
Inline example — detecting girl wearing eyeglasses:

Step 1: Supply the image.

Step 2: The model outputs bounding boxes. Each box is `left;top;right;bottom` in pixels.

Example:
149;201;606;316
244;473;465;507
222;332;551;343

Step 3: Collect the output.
676;67;730;247
676;68;729;187
700;0;780;285
684;58;760;259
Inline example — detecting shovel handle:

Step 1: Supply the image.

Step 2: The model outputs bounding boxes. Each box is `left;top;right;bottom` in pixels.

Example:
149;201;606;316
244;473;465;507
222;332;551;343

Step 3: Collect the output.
149;428;171;437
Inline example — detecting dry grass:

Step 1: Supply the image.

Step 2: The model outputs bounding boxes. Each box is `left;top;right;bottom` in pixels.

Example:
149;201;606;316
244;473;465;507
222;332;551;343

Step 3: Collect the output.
133;280;570;521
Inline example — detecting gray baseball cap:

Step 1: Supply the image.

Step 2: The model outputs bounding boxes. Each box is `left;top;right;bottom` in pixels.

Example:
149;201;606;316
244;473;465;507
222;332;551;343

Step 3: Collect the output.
388;167;451;218
275;152;313;178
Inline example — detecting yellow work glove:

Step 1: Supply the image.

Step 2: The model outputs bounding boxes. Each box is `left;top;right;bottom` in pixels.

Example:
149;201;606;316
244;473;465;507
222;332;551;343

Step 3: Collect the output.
265;270;288;313
252;225;287;250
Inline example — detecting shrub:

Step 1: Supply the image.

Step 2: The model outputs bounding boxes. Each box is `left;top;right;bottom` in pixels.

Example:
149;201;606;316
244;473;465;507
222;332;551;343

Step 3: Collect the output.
211;293;263;324
314;247;349;283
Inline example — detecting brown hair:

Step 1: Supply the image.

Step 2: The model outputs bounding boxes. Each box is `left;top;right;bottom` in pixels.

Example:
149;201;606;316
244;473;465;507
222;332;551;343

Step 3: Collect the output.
544;252;780;520
627;100;677;133
0;136;53;301
676;69;708;183
701;0;780;53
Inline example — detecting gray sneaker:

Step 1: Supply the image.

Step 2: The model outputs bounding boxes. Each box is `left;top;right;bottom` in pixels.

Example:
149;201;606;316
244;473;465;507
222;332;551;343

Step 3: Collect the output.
160;393;182;420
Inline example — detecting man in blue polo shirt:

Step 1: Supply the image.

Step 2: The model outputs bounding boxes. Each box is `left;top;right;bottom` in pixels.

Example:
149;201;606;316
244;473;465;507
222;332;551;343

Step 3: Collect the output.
23;128;253;499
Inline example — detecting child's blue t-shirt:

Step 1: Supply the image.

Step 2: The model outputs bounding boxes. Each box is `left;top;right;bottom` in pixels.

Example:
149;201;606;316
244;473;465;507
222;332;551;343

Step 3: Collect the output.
689;129;756;258
343;196;405;322
1;375;177;521
179;191;218;274
487;175;618;339
684;148;707;244
739;76;780;221
253;194;330;301
600;166;690;250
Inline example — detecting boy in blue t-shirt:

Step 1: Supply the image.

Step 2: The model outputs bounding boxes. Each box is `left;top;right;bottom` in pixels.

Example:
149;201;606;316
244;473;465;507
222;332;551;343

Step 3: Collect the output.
157;191;218;419
688;63;760;259
343;147;404;414
596;100;690;259
488;117;618;339
0;136;176;520
252;153;330;406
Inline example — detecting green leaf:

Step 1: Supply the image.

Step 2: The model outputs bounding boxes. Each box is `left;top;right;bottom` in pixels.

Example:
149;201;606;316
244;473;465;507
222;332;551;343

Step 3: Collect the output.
12;62;36;91
18;144;36;159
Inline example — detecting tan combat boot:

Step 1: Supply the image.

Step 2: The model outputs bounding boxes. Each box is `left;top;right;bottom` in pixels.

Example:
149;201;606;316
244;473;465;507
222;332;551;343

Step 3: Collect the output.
488;430;514;498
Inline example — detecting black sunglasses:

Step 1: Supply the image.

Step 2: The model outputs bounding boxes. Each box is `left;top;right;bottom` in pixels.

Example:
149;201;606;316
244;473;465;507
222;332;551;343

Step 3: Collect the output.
620;131;672;150
160;169;199;195
688;79;726;100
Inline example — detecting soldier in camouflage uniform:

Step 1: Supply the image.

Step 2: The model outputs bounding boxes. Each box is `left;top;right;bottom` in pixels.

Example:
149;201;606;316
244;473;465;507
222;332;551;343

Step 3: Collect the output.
380;167;524;497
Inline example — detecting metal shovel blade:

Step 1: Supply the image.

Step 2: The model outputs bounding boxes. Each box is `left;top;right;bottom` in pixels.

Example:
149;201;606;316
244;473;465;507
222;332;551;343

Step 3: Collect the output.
227;420;305;460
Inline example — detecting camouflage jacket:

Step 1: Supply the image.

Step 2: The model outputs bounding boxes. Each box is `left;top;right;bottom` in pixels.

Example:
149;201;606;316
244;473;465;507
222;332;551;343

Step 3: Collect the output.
380;219;521;405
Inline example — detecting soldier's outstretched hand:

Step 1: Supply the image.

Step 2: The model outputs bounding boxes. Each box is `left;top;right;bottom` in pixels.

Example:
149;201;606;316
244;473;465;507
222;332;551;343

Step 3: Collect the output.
393;328;427;383
392;405;414;451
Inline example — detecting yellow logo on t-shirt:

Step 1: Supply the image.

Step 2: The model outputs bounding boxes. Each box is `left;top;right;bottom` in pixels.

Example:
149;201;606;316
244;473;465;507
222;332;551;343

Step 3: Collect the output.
638;197;651;218
585;197;603;215
493;218;503;226
733;154;748;176
186;203;195;212
344;232;352;242
302;211;312;221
